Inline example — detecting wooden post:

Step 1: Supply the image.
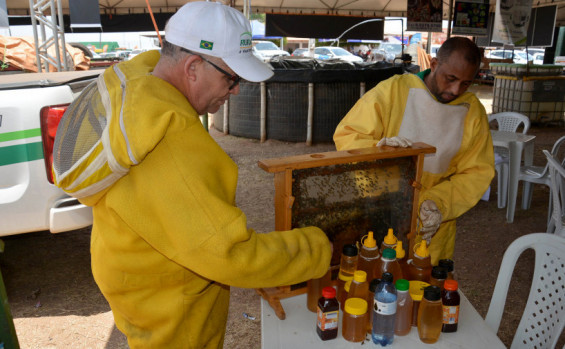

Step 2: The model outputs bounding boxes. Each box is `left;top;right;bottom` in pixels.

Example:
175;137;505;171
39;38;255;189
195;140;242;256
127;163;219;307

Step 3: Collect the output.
261;82;267;143
223;100;229;135
306;83;314;146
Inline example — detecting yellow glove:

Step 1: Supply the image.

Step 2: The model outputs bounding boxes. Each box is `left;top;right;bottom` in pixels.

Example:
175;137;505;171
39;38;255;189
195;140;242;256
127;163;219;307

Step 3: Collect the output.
419;200;442;243
376;136;413;148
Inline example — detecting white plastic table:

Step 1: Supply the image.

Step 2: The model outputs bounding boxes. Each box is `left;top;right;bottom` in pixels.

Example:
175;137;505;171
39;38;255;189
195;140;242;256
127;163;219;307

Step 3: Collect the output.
261;291;506;348
491;130;536;223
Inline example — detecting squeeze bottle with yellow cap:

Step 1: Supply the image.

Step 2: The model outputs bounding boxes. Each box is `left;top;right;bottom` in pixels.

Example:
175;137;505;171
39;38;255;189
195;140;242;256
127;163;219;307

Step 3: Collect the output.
358;231;380;278
406;240;432;283
380;228;398;253
395;241;409;278
347;270;369;301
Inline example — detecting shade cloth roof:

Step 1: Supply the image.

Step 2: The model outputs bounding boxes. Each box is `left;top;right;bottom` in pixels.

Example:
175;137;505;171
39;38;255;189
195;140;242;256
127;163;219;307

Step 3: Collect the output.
5;0;565;26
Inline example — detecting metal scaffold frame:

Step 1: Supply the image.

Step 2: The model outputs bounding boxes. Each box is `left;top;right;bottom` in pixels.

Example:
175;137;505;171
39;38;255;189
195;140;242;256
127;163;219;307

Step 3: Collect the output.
28;0;69;72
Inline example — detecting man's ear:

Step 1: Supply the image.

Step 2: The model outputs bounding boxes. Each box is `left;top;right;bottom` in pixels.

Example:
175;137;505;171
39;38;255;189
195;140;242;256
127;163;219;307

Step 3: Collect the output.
429;57;438;72
183;55;201;82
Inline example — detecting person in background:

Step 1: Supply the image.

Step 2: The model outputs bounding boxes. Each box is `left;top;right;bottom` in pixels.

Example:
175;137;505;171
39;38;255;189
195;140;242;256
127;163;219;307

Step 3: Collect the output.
333;37;494;265
52;2;331;348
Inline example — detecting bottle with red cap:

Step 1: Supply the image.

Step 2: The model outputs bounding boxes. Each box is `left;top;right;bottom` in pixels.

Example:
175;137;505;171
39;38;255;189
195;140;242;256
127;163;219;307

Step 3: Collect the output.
441;279;460;333
316;286;339;340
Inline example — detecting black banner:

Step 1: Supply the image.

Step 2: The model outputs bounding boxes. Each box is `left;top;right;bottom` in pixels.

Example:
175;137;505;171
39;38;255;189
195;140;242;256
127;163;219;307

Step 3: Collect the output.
70;0;101;29
266;14;384;40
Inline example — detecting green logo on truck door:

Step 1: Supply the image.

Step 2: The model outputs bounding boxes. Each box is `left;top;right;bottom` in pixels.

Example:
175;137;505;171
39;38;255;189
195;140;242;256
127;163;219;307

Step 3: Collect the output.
0;129;44;166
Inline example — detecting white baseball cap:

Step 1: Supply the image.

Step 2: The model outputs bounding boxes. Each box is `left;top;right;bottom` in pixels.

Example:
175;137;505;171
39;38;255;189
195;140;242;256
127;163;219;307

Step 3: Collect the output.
165;1;274;82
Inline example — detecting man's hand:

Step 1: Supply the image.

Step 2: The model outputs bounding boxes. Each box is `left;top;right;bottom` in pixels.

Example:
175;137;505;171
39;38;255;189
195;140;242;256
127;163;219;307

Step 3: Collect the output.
419;200;442;243
376;136;413;148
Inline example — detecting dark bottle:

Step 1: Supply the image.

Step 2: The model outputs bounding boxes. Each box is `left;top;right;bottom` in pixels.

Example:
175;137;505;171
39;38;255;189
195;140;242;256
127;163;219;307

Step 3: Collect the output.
438;259;455;280
441;279;460;333
430;266;448;290
316;286;339;340
337;244;358;311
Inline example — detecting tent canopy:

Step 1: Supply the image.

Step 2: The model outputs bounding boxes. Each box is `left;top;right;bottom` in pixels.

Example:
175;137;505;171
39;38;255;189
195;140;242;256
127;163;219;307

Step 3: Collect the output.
5;0;565;28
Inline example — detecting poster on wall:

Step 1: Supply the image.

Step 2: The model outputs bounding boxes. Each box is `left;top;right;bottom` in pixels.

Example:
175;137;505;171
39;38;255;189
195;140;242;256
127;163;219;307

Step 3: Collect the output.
492;0;532;44
452;0;489;36
407;0;443;32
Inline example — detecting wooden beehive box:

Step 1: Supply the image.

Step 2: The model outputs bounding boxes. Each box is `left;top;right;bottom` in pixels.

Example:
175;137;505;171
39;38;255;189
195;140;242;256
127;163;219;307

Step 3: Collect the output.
256;143;436;319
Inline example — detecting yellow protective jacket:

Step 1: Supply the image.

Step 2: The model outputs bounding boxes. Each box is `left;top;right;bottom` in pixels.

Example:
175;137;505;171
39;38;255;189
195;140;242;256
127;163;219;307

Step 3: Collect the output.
56;51;332;348
334;72;494;265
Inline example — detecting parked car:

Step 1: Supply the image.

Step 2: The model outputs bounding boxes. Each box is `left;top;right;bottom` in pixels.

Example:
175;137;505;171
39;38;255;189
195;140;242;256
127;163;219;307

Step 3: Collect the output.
313;47;363;63
513;51;534;64
532;52;545;65
486;49;514;60
291;48;309;57
524;48;545;56
128;48;147;60
379;43;403;62
486;49;533;64
252;41;290;61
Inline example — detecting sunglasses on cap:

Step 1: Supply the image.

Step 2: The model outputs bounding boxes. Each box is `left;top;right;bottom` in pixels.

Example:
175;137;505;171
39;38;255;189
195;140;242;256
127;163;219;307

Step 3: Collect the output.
181;48;241;90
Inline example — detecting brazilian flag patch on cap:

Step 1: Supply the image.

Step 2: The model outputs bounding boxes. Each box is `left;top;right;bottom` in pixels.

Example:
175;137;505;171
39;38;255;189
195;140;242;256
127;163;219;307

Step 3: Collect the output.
200;40;214;50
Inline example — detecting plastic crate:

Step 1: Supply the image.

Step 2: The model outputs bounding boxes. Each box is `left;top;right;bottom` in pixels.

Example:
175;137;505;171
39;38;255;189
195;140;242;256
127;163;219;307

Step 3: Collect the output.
490;63;563;77
492;75;565;123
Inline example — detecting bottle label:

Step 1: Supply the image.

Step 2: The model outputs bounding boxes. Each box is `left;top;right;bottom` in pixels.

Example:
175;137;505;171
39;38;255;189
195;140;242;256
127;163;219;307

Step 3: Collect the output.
374;300;397;315
317;309;339;330
442;305;459;324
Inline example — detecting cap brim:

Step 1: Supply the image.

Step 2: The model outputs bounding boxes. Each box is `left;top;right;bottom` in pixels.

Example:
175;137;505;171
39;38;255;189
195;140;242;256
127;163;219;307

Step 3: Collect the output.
224;54;274;82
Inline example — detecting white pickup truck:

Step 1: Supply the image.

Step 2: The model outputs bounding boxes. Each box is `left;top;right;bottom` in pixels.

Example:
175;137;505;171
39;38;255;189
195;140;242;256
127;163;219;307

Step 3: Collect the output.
0;70;102;236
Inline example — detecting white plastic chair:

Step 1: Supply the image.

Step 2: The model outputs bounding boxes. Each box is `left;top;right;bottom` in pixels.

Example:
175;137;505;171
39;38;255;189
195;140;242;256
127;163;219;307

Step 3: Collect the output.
544;149;565;237
485;233;565;348
519;136;565;211
488;112;531;208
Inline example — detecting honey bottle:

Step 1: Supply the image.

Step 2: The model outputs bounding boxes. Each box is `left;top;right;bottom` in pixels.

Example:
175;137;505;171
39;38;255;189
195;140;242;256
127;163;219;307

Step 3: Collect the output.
307;268;332;312
406;240;432;283
347;270;369;301
380;228;398;253
337;244;358;311
417;286;443;344
395;241;409;278
357;231;380;279
316;286;339;340
342;298;368;343
374;248;403;282
429;266;447;290
394;279;413;336
441;279;460;333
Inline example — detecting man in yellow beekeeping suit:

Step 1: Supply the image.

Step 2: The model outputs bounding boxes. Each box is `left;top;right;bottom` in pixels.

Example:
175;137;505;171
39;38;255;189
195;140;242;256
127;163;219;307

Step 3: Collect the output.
334;37;494;265
52;2;331;348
